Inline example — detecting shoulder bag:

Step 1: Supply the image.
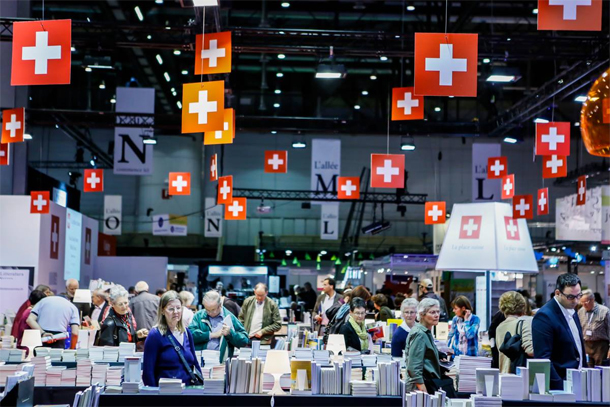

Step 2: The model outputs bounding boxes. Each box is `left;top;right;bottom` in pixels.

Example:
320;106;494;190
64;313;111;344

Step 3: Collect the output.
167;332;204;386
499;319;526;373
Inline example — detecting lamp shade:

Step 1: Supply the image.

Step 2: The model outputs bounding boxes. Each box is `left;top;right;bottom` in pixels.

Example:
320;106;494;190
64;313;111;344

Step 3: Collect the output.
263;350;291;375
21;329;42;348
73;289;92;304
326;334;346;355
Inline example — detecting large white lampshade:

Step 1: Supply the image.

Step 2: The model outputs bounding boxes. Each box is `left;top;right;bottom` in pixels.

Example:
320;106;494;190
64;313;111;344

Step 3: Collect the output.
72;289;92;304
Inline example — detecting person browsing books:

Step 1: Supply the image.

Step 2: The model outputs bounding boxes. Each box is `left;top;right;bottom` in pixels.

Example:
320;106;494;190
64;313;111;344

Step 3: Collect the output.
313;277;343;332
372;294;394;322
339;298;370;352
189;290;248;363
578;289;610;367
446;296;480;357
142;291;202;386
98;285;148;346
391;298;419;358
496;291;534;373
238;283;281;345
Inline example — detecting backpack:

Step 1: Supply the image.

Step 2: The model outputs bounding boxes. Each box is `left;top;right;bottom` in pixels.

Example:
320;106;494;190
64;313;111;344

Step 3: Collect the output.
323;304;350;345
499;319;527;373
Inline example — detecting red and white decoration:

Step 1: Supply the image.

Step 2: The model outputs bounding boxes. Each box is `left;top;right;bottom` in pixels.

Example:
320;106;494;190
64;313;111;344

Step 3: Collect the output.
537;0;602;31
512;195;533;220
11;19;72;86
504;216;521;241
414;33;478;97
535;122;570;156
576;176;586;206
83;169;104;192
370;154;405;189
217;175;233;205
210;153;218;182
30;191;50;214
168;172;191;196
337;177;360;200
487;156;508;179
537;188;549;216
425;201;446;225
542;154;567;178
458;215;482;239
264;150;288;173
225;197;247;220
501;174;515;200
391;87;424;120
1;108;25;144
0;143;9;166
50;215;60;259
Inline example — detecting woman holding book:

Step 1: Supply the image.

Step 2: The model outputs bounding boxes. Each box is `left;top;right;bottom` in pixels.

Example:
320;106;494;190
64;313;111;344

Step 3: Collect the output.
339;298;370;352
391;298;418;357
97;285;148;346
143;291;202;386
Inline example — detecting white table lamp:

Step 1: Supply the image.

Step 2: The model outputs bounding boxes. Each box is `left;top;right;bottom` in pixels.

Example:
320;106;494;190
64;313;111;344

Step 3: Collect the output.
21;329;42;361
263;350;291;395
326;334;346;356
73;289;92;304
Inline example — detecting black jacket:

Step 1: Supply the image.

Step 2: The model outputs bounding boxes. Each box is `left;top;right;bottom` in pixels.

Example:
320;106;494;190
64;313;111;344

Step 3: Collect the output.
339;320;365;352
97;308;137;346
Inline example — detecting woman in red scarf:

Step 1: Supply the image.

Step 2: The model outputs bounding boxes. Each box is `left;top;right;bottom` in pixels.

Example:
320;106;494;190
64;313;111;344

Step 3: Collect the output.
98;285;148;346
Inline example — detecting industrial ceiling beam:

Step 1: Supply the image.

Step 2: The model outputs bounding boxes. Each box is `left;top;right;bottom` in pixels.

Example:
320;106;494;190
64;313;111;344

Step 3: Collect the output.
232;188;427;204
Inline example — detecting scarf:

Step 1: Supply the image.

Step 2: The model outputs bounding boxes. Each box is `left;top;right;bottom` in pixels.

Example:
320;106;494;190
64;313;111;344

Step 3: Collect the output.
117;311;136;342
348;315;369;351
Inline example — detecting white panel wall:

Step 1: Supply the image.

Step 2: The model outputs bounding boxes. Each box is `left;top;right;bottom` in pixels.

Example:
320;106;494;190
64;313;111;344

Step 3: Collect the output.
80;214;99;288
37;202;66;293
0;196;41;269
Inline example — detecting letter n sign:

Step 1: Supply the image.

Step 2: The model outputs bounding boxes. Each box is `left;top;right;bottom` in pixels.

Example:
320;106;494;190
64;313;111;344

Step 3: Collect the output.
113;128;154;175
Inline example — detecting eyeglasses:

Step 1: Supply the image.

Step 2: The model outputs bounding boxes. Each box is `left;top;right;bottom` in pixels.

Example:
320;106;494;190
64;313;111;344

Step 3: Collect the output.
166;307;182;313
353;311;366;316
560;292;583;301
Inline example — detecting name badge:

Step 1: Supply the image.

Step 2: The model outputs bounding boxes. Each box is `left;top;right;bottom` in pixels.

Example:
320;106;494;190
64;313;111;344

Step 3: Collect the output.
585;330;593;337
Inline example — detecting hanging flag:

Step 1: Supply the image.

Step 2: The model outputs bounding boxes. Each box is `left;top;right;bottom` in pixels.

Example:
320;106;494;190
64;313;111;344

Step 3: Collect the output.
210;153;218;182
195;31;232;75
1;108;25;144
264;150;288;173
217;175;233;205
30;191;50;214
11;19;71;86
414;33;478;97
537;188;549;215
425;201;446;225
537;0;602;31
370;154;405;188
487;156;508;179
83;169;104;192
0;143;8;166
576;175;586;206
391;87;424;120
182;81;225;134
513;195;533;220
168;172;191;196
535;122;570;156
542;154;567;178
337;176;360;199
225;197;247;220
204;108;234;145
501;174;515;200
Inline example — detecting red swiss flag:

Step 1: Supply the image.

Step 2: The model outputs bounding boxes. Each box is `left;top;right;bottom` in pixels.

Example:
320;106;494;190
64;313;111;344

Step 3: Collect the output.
537;188;549;216
2;108;25;144
425;202;446;225
542;155;567;178
225;198;247;220
576;176;586;206
217;175;233;205
210;153;218;182
30;191;50;214
513;195;533;220
337;177;360;200
264;151;288;173
536;122;570;156
487;156;508;179
0;143;9;166
501;174;515;200
537;0;602;31
83;169;104;193
414;33;478;97
168;172;191;196
11;19;72;86
370;154;405;189
391;87;424;120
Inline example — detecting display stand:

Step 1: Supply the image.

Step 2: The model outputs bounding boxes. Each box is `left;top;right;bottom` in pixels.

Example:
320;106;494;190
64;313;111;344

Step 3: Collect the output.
0;377;34;407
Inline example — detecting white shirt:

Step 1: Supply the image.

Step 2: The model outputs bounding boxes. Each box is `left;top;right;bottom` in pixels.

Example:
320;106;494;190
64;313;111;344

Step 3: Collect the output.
249;301;265;336
172;330;184;346
554;297;583;369
91;304;104;322
321;293;336;326
31;296;80;332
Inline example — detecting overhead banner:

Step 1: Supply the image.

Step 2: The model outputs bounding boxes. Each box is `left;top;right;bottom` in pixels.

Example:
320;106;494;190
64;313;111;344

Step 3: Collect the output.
472;143;501;203
64;208;82;281
320;204;339;240
204;197;223;238
153;214;188;236
556;186;602;242
311;139;341;203
103;195;122;235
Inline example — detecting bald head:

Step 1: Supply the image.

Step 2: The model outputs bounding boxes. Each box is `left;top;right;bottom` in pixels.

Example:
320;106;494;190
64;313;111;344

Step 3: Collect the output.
135;281;149;294
66;279;79;298
254;283;268;303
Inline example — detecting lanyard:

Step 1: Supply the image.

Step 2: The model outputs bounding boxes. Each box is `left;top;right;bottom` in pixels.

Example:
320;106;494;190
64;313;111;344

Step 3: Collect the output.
587;310;595;327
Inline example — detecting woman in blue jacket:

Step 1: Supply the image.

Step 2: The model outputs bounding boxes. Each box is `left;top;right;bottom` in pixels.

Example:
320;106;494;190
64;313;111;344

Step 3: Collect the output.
447;296;480;357
391;298;419;357
143;291;202;386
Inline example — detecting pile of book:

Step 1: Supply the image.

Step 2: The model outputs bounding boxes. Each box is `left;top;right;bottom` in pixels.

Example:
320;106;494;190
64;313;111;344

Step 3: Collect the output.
31;355;51;386
499;374;524;401
227;357;263;393
375;361;401;396
76;359;93;386
103;346;119;362
566;366;610;402
3;349;25;362
405;390;446;407
60;368;76;386
159;378;184;394
122;381;142;394
351;380;377;396
76;348;89;361
45;366;66;386
49;349;64;362
106;366;123;386
88;347;104;362
91;363;109;386
105;385;122;394
0;364;20;385
318;363;343;395
1;335;14;348
62;349;76;362
456;356;491;393
203;379;225;394
118;343;135;362
469;394;502;407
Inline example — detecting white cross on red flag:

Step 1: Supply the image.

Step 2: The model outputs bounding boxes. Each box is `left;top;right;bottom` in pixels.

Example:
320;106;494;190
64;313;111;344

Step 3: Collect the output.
542;154;567;178
83;169;104;193
370;154;405;189
391;87;424;120
537;188;549;215
576;175;586;206
0;143;9;166
210;153;218;182
264;150;288;173
337;177;360;200
225;197;247;220
195;31;232;75
537;0;602;31
2;108;25;144
11;19;71;86
536;122;570;156
487;156;508;179
504;216;520;241
168;172;191;196
501;174;515;200
513;195;533;220
217;175;233;205
30;191;50;214
425;201;446;225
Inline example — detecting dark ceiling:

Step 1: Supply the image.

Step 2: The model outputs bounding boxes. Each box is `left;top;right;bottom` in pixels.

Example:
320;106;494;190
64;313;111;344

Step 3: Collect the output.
3;0;609;138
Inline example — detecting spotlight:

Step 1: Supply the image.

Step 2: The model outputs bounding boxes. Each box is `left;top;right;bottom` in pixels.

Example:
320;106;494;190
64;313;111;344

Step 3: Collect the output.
68;171;82;188
276;72;284;78
173;49;181;55
292;141;306;149
278;54;286;59
401;136;415;151
134;6;144;21
503;137;518;144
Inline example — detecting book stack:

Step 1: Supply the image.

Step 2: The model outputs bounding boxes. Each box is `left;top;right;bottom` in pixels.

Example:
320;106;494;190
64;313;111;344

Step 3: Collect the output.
49;349;64;362
499;374;524;401
456;356;491;393
376;361;400;396
344;351;362;367
103;346;119;362
89;347;104;362
600;366;610;402
62;349;76;362
7;349;25;362
60;368;76;386
45;366;67;386
118;342;135;362
313;350;330;364
0;349;11;362
202;349;220;374
159;378;184;394
1;335;14;349
228;357;264;394
549;390;577;402
122;381;142;394
583;368;602;402
566;368;587;401
0;364;20;385
237;348;252;360
106;366;123;386
91;363;109;385
526;359;551;400
515;366;529;400
105;385;122;394
76;348;89;361
203;379;225;394
405;390;446;407
351;380;377;396
361;354;377;368
33;347;50;358
475;368;499;397
319;363;342;395
76;359;93;386
31;355;51;386
470;394;502;407
293;348;312;360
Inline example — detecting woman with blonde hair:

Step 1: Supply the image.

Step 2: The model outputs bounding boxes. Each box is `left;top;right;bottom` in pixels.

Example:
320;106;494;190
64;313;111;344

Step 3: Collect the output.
496;291;533;373
142;291;202;386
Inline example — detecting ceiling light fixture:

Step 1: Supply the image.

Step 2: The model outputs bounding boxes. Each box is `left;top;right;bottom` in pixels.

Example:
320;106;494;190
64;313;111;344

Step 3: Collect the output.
110;97;116;104
401;136;416;151
99;81;106;89
173;50;181;55
281;2;290;7
142;136;157;145
532;8;538;14
370;75;377;80
574;95;587;102
407;5;415;11
362;90;369;96
276;72;284;77
134;6;144;21
380;56;388;61
482;58;491;64
503;136;518;144
181;70;188;75
71;46;76;52
434;107;441;112
271;131;277;134
278;54;286;59
274;89;282;94
156;54;163;65
316;46;346;79
292;141;307;149
533;118;549;124
354;105;361;110
192;0;219;6
177;101;182;109
84;67;92;72
23;133;33;140
155;0;164;3
164;72;171;82
147;35;152;40
273;103;280;108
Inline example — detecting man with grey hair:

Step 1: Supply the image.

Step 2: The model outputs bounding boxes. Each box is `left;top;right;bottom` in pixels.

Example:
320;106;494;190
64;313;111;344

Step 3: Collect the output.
189;290;248;363
239;283;281;345
89;289;109;323
578;289;610;367
60;278;90;319
130;280;160;332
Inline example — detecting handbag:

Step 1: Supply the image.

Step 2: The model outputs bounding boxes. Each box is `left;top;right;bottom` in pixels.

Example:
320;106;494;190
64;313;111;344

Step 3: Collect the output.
499;319;527;373
167;332;204;386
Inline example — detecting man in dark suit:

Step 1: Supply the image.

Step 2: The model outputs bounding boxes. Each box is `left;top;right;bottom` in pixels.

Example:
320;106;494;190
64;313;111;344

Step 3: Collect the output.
532;273;586;390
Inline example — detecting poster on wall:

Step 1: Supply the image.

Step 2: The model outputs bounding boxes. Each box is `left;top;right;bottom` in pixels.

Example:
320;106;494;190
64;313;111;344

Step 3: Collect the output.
64;208;82;281
204;197;223;238
320;204;339;240
311;139;341;203
153;214;188;236
0;268;30;316
555;186;602;242
113;128;154;175
472;143;501;203
103;195;122;235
